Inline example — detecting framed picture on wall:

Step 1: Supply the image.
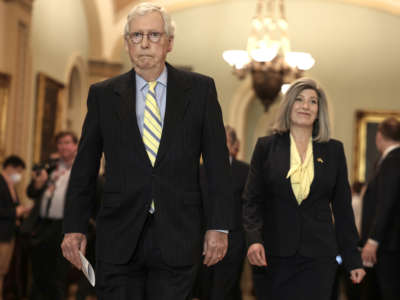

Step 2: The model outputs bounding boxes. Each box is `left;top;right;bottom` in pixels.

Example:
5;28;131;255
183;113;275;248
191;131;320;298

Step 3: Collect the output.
0;73;11;162
33;73;65;163
353;110;400;183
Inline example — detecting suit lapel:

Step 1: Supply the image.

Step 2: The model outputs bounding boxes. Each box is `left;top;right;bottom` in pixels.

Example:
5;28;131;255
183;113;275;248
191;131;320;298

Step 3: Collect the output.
113;69;150;167
155;63;191;166
300;140;325;207
312;141;324;192
279;133;299;206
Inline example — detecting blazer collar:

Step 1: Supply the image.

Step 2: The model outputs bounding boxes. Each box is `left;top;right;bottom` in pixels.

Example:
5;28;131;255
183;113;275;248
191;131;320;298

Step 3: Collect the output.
156;63;191;166
279;133;298;206
381;144;400;163
112;70;151;166
113;69;136;119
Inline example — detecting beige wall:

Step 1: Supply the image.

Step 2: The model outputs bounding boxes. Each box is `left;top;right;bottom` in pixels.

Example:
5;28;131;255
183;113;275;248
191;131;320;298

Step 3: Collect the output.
29;0;90;163
31;0;89;83
0;2;6;71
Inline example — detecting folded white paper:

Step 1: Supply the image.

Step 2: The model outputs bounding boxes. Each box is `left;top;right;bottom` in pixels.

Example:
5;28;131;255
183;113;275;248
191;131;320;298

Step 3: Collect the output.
79;251;96;287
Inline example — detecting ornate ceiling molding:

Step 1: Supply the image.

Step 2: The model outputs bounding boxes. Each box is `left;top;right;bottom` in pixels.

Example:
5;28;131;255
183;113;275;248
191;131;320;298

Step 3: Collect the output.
87;0;400;61
112;0;400;16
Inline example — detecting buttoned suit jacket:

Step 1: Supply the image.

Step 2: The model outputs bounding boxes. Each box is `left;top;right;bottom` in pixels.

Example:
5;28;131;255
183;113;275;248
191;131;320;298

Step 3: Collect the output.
243;133;362;271
63;63;234;266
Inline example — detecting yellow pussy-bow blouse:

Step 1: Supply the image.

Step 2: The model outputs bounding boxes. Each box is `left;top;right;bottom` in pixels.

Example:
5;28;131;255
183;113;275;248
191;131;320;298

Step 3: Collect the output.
286;134;314;204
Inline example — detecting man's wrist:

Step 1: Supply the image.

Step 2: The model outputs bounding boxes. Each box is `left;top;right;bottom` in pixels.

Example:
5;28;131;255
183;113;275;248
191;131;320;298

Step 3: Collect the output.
367;238;379;246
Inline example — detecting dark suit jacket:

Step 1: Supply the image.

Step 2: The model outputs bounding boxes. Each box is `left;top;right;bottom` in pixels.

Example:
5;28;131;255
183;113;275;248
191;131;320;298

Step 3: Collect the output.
243;133;362;271
23;180;46;233
0;174;17;241
361;147;400;251
23;164;63;239
231;159;250;232
200;158;249;232
63;63;234;266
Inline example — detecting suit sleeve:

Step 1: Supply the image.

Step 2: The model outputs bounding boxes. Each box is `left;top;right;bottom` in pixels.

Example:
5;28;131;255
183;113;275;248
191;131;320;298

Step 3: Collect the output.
369;156;400;242
0;183;16;220
201;78;234;231
26;180;45;199
63;85;103;234
243;138;267;247
331;142;362;271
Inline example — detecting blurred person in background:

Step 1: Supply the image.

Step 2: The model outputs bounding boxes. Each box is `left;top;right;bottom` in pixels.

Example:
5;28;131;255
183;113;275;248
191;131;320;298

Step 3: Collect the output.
0;155;31;300
361;117;400;300
194;126;249;300
25;131;78;300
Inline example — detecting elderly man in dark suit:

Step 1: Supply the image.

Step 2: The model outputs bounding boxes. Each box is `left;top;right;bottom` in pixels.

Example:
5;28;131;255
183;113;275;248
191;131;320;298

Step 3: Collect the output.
61;3;234;300
361;117;400;300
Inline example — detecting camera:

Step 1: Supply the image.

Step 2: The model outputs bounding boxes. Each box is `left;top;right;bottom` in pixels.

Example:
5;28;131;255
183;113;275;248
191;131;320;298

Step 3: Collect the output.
32;158;59;176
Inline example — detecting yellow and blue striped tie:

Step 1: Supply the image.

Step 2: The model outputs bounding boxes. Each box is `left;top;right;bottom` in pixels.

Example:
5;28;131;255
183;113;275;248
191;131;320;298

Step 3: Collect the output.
143;81;162;212
143;81;162;166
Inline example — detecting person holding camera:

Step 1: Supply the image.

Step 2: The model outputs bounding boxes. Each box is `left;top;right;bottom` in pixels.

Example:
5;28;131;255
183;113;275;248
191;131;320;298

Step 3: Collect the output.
24;131;78;300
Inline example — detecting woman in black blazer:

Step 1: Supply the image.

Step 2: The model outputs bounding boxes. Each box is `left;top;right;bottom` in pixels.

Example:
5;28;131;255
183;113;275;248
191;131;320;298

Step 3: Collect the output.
243;78;365;299
0;155;30;299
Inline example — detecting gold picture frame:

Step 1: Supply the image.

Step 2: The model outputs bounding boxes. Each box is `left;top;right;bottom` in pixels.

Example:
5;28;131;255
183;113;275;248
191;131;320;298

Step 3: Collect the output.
33;73;65;163
0;73;11;162
353;110;400;183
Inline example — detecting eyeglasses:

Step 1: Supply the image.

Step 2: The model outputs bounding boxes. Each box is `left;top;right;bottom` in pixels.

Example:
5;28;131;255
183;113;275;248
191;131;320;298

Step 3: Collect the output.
126;31;166;44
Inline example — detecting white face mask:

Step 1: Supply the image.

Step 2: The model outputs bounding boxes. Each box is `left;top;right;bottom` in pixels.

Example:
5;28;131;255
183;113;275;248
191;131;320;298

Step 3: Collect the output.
10;173;22;184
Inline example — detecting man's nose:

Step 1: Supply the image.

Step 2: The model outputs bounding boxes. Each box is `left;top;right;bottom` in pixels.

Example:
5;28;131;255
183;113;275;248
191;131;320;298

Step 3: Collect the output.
140;35;150;48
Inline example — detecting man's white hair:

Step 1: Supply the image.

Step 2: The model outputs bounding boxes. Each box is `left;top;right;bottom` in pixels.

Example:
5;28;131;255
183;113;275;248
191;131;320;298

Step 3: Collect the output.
124;2;175;38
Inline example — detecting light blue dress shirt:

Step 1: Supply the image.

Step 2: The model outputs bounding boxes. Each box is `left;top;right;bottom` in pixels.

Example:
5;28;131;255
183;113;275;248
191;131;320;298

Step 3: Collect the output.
135;66;168;136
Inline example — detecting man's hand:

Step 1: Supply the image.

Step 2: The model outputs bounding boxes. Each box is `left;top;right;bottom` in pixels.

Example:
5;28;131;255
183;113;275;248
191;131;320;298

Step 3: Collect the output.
350;268;366;284
15;203;33;218
203;230;228;267
61;233;87;270
361;240;378;266
247;243;267;267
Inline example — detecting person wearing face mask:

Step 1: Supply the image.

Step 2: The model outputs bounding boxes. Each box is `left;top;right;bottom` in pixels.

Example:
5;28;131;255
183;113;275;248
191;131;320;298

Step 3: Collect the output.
243;78;366;299
0;155;31;300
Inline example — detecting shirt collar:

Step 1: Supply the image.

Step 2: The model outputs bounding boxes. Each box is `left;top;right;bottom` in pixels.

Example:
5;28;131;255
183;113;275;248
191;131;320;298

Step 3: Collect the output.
136;65;168;91
381;144;400;161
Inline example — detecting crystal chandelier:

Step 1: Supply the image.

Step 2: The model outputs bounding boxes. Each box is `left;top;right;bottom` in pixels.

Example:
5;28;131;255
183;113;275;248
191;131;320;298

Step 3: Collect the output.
223;0;315;111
